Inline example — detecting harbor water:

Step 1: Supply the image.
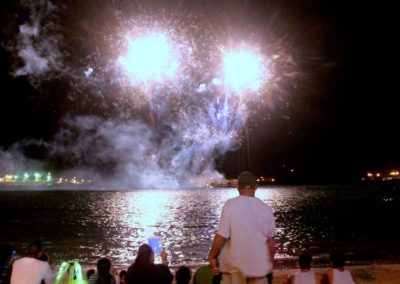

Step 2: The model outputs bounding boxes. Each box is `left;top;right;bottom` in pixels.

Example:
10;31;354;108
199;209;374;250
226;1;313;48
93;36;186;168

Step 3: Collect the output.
1;184;400;269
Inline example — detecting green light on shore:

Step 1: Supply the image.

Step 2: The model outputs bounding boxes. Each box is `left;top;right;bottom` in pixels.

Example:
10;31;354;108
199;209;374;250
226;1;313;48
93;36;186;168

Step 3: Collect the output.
23;173;29;182
46;173;52;183
0;171;56;184
34;172;42;182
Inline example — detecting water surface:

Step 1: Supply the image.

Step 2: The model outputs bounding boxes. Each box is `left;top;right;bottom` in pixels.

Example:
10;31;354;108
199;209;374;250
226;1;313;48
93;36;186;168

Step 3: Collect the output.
1;185;399;269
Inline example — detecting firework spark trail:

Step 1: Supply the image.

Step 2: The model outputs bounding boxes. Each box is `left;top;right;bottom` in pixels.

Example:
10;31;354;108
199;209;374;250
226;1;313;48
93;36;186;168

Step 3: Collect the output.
2;1;298;188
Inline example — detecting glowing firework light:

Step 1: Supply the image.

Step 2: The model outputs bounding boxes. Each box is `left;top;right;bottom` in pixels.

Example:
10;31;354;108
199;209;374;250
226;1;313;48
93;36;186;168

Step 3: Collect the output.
118;33;179;84
108;15;197;107
222;48;271;95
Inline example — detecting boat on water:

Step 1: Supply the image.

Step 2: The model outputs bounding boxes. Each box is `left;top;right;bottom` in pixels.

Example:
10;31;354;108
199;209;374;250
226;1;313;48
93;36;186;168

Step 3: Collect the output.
206;179;238;188
0;182;98;190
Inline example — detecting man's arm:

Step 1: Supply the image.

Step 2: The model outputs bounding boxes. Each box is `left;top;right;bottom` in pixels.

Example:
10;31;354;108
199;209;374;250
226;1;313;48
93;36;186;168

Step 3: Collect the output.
160;248;169;266
267;237;275;264
43;264;53;284
208;234;227;275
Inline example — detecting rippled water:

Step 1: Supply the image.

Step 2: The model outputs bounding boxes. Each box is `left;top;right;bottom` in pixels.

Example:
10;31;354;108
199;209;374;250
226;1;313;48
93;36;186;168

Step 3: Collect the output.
1;185;400;269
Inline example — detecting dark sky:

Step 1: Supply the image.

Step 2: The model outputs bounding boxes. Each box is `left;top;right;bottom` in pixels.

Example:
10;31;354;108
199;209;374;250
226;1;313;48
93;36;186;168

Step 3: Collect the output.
0;0;397;184
244;0;398;183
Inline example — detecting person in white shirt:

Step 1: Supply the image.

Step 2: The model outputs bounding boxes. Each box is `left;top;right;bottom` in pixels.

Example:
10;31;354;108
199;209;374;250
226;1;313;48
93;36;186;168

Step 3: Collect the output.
323;250;355;284
208;171;276;284
284;251;321;284
10;240;53;284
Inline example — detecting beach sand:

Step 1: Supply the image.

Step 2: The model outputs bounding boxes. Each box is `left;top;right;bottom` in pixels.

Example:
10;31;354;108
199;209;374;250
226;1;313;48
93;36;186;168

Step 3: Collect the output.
79;262;400;284
272;264;400;284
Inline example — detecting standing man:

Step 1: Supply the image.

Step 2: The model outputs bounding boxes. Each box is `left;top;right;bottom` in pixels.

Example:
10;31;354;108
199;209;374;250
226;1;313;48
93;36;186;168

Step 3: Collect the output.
208;172;276;284
10;240;53;284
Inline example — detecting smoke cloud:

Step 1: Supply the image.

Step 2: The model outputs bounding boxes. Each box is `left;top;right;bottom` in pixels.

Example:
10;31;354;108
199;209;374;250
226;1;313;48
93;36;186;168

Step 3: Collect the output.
13;0;63;80
46;113;237;188
0;144;43;175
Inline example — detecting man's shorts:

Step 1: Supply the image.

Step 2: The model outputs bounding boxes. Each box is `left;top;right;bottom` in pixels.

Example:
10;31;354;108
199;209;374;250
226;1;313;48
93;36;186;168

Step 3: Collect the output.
221;272;272;284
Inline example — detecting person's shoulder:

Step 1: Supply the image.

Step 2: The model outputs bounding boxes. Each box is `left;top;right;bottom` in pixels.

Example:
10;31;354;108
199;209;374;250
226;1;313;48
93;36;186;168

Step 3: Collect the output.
343;269;355;277
14;257;49;269
14;256;29;261
34;258;50;266
88;273;99;284
13;257;31;265
153;264;173;280
226;196;239;202
154;263;172;272
231;195;254;203
11;256;24;264
193;265;213;284
36;259;51;271
89;273;99;280
193;265;212;277
222;196;238;207
195;265;211;273
252;197;274;210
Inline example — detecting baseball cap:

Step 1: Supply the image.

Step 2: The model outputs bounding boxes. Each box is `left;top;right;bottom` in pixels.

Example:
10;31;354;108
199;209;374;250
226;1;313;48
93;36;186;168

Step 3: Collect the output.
237;171;256;188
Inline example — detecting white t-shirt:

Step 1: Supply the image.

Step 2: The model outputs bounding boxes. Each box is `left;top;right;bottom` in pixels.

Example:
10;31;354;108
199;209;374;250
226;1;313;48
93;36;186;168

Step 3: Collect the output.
217;195;276;277
10;257;53;284
332;269;355;284
293;271;317;284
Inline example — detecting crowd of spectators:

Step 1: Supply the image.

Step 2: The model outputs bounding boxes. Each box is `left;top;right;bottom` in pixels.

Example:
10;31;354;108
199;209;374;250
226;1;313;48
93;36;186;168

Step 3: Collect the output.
0;241;355;284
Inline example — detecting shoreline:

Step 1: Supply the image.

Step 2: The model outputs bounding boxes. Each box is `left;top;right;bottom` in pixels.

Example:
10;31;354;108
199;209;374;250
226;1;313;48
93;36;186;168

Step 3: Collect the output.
70;261;400;284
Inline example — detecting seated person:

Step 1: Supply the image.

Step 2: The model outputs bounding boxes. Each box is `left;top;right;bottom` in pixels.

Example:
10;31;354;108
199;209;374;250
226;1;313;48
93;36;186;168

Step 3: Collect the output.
10;240;53;284
175;265;192;284
126;244;173;284
193;265;221;284
323;251;355;284
88;258;116;284
86;268;95;280
284;251;321;284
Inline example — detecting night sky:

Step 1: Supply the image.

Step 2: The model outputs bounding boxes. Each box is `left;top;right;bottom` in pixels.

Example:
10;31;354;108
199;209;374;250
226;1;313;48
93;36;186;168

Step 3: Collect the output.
0;0;397;185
